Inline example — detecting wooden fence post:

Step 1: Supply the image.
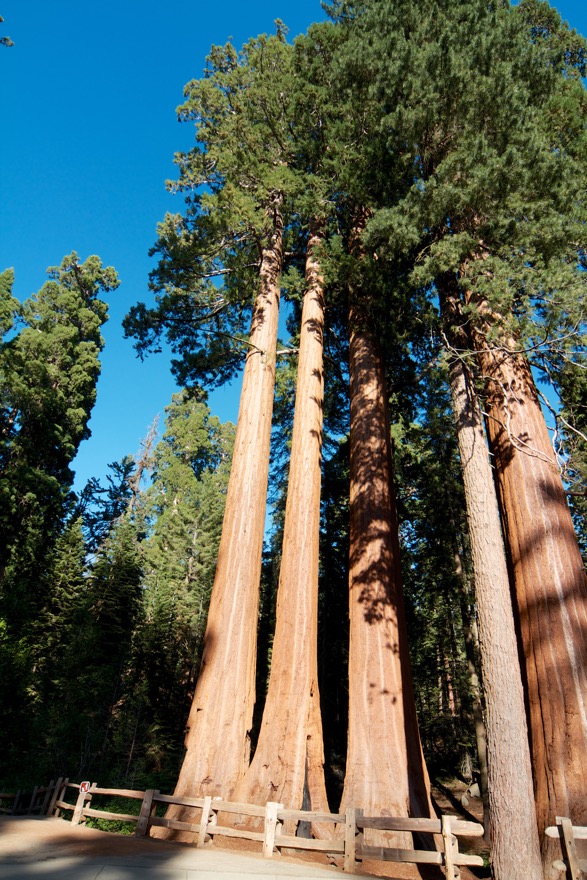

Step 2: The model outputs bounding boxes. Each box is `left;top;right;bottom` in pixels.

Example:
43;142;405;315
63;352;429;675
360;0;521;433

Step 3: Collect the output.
344;807;358;873
441;815;458;880
558;817;581;880
135;789;158;838
263;802;283;858
197;796;213;848
12;790;22;815
48;777;66;816
72;787;90;826
28;786;39;815
40;780;54;816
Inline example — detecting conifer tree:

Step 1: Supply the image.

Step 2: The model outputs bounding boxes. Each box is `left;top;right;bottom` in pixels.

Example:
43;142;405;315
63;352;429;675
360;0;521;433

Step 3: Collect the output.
233;224;330;815
133;393;235;776
77;455;137;555
441;280;542;879
0;253;117;589
340;251;437;850
301;16;439;837
17;517;89;778
0;254;117;775
126;29;300;812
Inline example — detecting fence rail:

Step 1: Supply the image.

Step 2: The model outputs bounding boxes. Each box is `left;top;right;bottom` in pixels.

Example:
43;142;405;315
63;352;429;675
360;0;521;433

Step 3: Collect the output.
0;778;485;879
545;817;587;880
0;778;68;817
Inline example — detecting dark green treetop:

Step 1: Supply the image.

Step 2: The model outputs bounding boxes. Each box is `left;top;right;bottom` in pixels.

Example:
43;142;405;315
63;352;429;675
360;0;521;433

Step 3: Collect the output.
325;0;587;373
125;28;301;391
0;253;118;619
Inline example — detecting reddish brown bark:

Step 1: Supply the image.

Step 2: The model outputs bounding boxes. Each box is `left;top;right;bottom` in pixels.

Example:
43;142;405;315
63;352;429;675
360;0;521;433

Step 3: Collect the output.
445;309;543;879
155;206;283;833
340;312;435;850
475;341;587;870
233;226;329;815
458;273;587;872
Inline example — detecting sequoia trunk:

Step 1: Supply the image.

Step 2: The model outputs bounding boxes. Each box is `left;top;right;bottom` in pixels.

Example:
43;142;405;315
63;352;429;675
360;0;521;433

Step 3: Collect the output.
159;204;283;825
233;226;329;814
444;295;543;880
340;310;435;850
474;338;587;875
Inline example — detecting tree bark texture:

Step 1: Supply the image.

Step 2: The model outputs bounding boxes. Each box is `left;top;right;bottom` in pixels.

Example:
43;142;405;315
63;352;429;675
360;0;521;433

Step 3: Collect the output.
446;340;543;880
474;338;587;876
451;539;489;818
340;312;436;853
159;205;283;829
233;226;329;818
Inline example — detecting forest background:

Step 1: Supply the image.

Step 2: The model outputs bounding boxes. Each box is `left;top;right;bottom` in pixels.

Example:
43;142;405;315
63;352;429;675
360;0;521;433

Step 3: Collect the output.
2;4;587;880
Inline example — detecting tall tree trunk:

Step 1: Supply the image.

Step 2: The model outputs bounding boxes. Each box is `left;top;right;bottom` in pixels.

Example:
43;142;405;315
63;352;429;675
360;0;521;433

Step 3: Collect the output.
470;321;587;875
443;282;543;879
452;541;489;821
158;203;283;828
233;225;329;816
340;308;436;852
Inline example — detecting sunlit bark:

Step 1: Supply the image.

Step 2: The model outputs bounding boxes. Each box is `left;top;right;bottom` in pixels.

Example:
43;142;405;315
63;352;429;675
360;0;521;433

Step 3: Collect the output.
466;288;587;876
233;226;329;816
443;281;542;878
340;305;435;853
153;204;283;838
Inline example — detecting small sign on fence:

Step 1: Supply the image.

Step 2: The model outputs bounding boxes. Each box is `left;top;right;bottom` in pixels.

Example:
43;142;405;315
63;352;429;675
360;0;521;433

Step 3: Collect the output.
79;781;91;794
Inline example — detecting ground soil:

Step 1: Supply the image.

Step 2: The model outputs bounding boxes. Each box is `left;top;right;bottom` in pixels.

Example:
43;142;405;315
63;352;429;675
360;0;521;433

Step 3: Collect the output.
430;779;489;878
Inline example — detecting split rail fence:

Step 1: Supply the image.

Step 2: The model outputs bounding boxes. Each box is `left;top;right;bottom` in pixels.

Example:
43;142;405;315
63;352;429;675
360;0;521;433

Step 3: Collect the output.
0;778;484;879
545;818;587;880
0;777;66;817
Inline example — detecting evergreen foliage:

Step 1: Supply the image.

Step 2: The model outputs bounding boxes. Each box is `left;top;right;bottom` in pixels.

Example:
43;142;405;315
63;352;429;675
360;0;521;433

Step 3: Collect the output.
0;390;235;787
0;254;118;778
124;28;300;392
0;253;118;593
132;393;235;779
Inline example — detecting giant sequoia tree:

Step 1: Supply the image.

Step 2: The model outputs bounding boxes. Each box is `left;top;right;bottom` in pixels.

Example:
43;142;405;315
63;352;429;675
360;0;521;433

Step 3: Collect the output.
342;300;436;842
234;224;329;815
0;253;117;608
126;30;302;811
0;254;117;589
306;15;440;837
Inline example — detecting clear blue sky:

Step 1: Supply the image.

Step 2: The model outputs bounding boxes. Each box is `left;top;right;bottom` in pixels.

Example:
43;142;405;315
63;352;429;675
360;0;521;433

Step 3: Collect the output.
1;1;586;492
0;0;327;490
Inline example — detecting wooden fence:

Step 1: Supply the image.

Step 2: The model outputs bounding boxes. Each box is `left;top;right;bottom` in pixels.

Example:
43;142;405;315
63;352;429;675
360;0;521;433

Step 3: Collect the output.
6;780;587;879
545;817;587;880
0;777;67;817
1;778;485;879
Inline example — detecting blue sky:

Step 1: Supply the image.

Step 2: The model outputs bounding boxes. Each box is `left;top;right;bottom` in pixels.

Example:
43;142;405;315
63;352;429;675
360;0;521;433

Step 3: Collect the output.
1;1;586;492
0;0;327;490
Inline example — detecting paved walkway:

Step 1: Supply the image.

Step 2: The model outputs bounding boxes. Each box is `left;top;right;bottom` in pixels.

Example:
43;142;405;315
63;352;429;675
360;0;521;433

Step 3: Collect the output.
0;851;342;880
0;818;345;880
